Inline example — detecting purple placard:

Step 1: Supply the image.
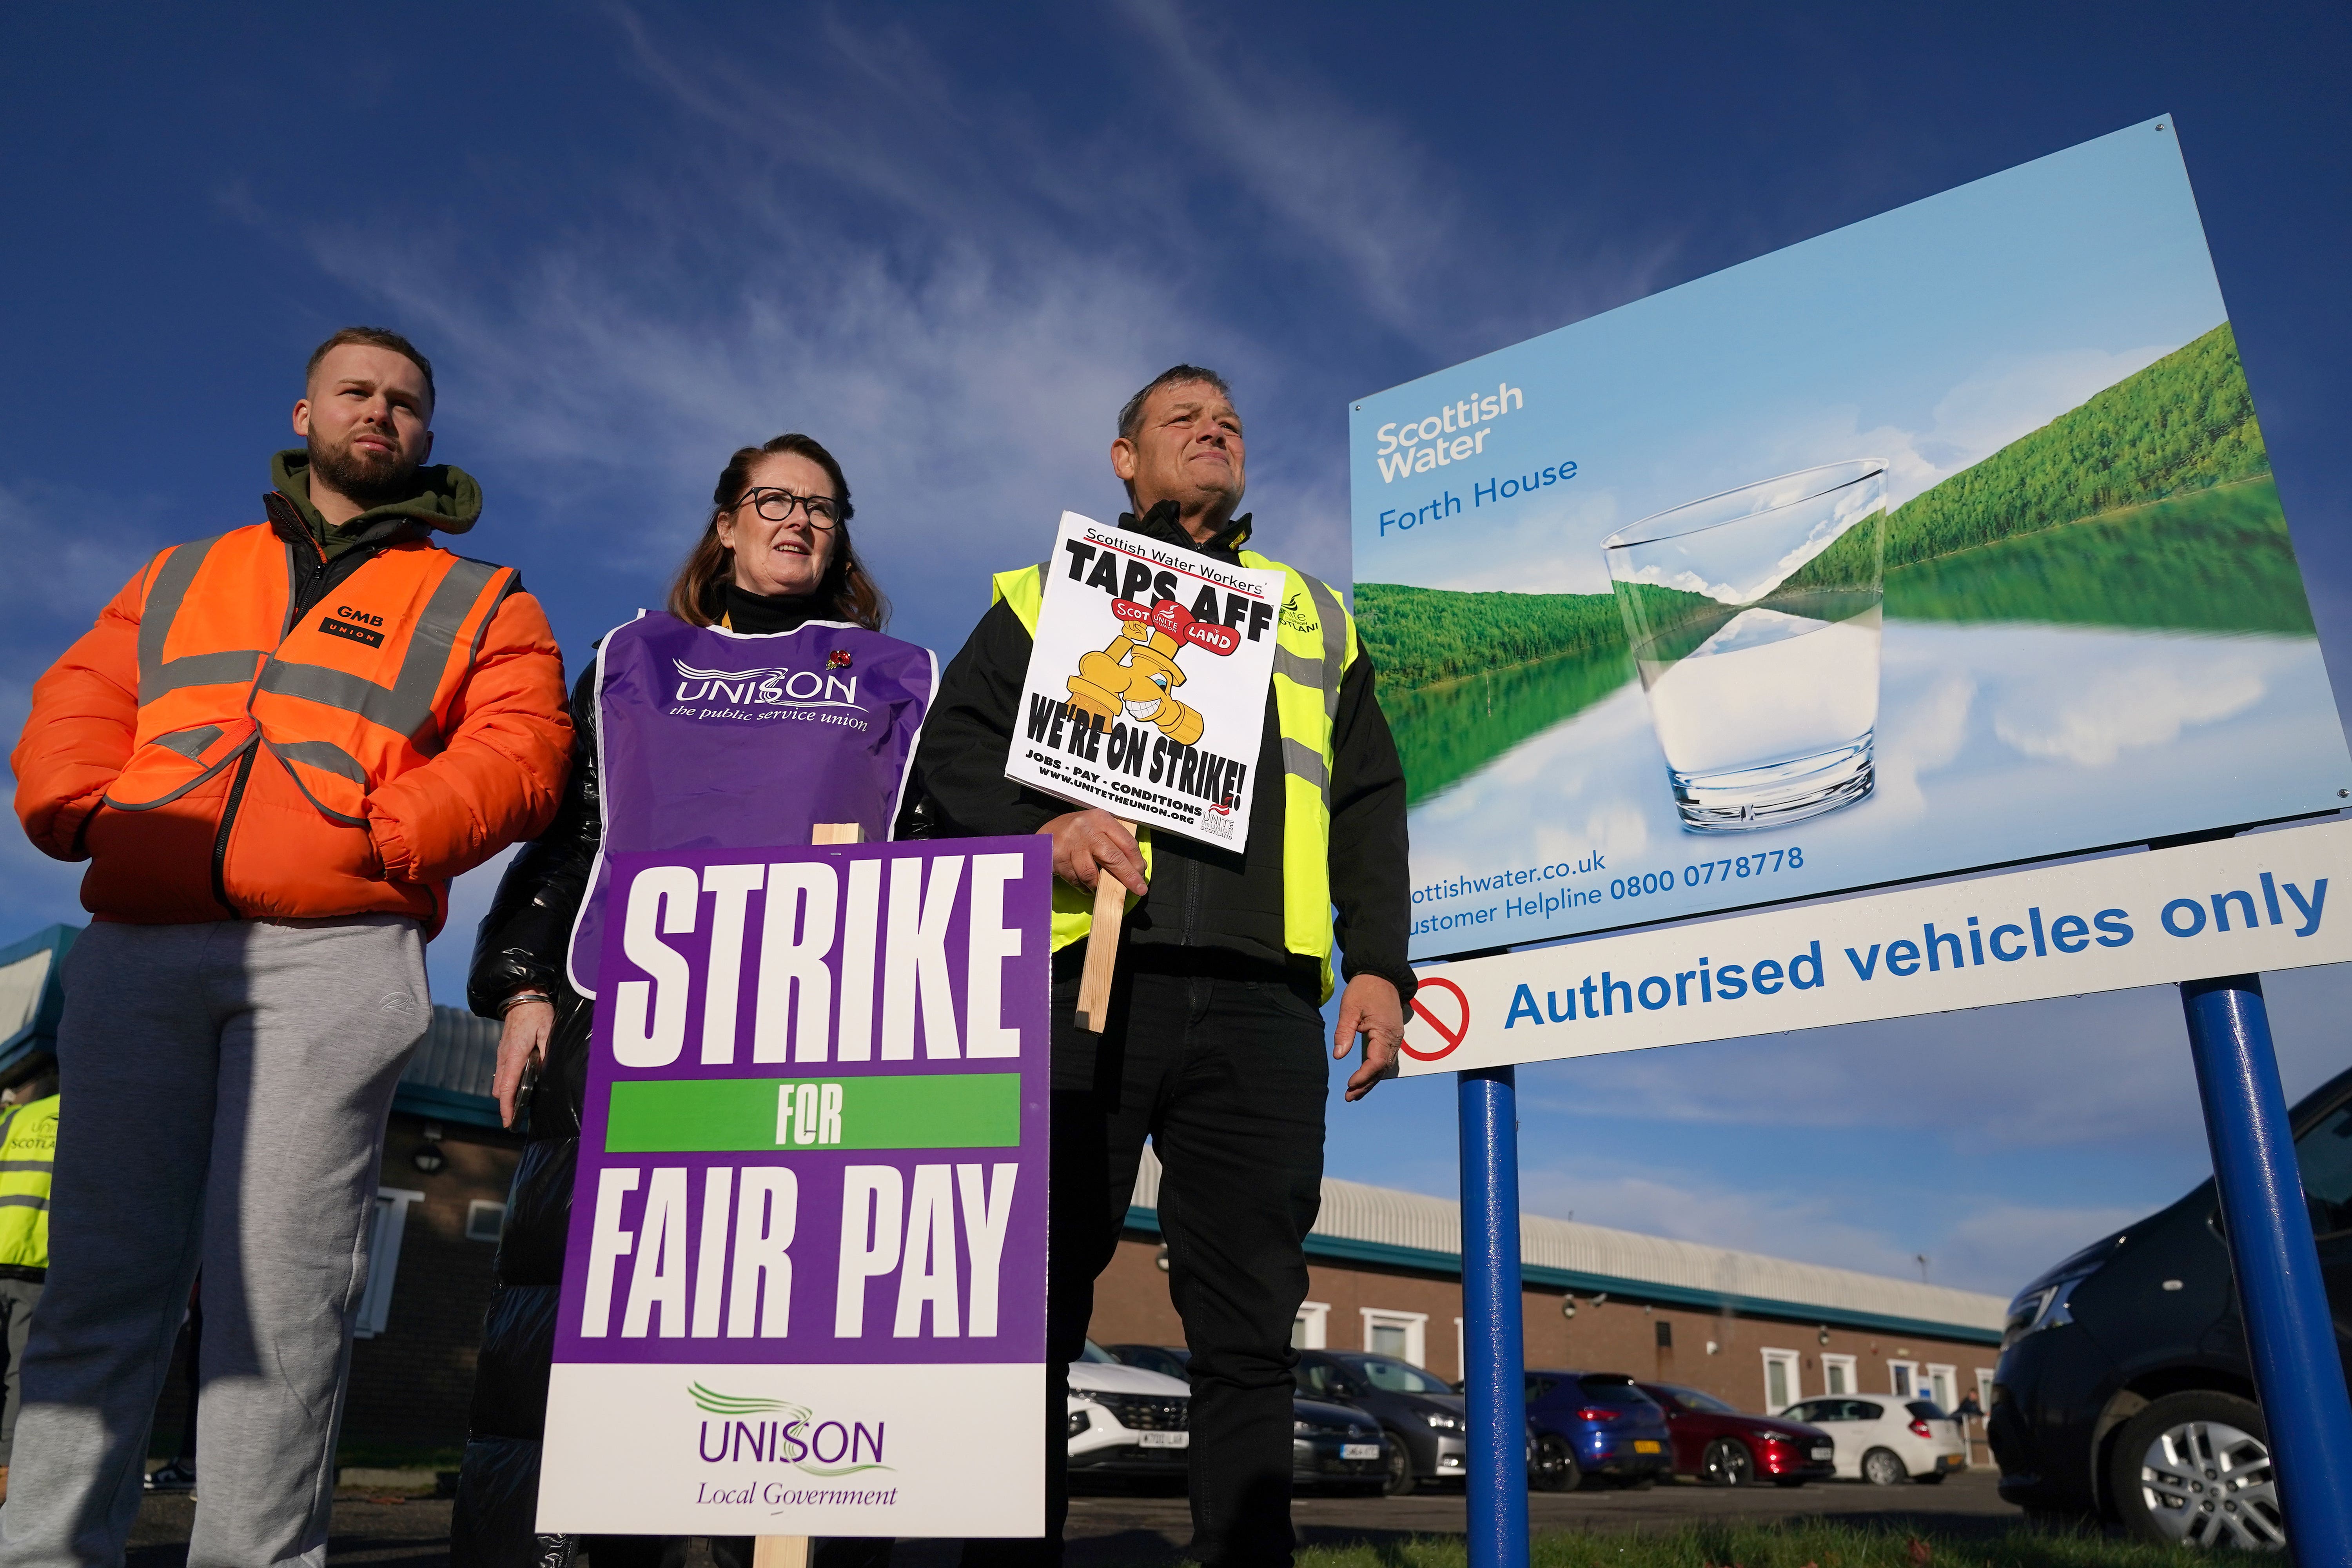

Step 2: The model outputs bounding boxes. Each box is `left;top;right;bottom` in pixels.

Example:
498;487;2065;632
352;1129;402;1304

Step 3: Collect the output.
552;837;1050;1369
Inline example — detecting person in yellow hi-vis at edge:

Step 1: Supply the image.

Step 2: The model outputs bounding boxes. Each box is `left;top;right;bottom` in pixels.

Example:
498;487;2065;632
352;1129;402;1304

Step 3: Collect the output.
0;1071;58;1506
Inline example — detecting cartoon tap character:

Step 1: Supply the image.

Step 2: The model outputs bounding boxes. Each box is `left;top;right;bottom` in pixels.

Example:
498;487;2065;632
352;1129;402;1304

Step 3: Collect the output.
1065;598;1237;747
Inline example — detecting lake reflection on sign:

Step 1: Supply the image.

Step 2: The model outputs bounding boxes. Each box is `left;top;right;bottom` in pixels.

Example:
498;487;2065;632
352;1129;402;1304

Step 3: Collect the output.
1405;620;2344;956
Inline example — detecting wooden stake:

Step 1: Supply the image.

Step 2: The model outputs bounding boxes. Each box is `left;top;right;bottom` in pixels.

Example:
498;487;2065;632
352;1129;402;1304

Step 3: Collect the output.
1074;817;1138;1034
753;1537;811;1568
752;824;862;1568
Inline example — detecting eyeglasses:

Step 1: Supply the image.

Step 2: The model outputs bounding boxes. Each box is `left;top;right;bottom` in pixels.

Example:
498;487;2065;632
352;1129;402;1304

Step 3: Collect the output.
736;488;842;529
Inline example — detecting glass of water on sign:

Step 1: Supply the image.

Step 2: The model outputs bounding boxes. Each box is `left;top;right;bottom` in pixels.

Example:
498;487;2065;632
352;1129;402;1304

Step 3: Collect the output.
1602;460;1886;833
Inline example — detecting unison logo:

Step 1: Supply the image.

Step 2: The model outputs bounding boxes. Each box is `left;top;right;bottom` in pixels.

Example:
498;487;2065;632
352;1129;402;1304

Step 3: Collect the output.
690;1383;891;1475
672;660;861;709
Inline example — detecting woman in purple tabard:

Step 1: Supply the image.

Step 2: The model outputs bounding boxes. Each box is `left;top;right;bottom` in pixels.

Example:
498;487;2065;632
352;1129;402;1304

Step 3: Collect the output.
450;435;932;1568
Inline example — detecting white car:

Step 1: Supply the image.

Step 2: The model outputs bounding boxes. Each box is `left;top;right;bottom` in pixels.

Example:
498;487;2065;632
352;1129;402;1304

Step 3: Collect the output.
1069;1340;1190;1479
1777;1396;1967;1485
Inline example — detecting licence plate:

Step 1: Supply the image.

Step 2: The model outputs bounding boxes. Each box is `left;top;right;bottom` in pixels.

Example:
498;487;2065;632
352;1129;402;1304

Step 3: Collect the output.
1812;1445;1835;1461
1633;1440;1661;1454
1138;1431;1188;1448
1342;1443;1381;1460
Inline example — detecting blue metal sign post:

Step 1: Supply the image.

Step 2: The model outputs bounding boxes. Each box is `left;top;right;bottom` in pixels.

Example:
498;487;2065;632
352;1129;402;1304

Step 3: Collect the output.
2180;974;2352;1560
1459;1065;1530;1568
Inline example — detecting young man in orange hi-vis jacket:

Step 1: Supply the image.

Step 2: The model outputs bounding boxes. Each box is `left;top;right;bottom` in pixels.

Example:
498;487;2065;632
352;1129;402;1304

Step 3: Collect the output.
2;327;572;1568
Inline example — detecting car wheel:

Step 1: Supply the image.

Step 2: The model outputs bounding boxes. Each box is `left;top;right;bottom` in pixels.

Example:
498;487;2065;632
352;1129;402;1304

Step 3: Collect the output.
1701;1439;1755;1488
1382;1432;1417;1497
2110;1390;2285;1552
1861;1447;1907;1486
1530;1433;1583;1493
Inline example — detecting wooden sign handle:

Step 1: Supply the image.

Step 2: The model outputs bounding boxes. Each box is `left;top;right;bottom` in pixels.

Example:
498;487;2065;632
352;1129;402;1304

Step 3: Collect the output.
755;826;862;1568
1074;817;1138;1034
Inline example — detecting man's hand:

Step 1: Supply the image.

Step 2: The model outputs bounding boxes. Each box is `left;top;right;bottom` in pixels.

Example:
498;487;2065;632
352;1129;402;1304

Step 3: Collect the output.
494;998;554;1129
1333;973;1404;1102
1040;809;1147;897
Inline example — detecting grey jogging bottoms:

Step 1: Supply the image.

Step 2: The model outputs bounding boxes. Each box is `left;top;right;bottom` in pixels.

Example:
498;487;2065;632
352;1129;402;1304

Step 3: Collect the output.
0;916;428;1568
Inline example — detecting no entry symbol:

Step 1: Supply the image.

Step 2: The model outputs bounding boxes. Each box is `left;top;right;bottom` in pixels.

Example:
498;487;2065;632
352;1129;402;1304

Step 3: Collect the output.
1401;976;1469;1062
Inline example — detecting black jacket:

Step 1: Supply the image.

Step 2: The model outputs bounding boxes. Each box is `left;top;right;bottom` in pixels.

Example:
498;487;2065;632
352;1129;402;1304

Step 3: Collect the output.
904;505;1415;1000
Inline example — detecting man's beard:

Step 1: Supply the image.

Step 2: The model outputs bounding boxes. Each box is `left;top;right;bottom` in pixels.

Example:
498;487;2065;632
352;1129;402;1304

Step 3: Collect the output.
308;431;419;510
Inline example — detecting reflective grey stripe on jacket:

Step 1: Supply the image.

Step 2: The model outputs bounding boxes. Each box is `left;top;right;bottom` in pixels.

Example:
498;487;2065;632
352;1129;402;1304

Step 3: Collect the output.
1272;570;1349;807
136;535;265;702
255;557;507;746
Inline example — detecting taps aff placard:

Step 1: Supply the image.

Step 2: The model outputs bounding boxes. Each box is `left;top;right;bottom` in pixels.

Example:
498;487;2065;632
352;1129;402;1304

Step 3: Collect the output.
1004;512;1285;851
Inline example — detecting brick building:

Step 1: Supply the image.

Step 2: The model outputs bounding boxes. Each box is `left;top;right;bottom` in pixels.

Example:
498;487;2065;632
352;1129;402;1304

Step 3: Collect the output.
1093;1149;2006;1448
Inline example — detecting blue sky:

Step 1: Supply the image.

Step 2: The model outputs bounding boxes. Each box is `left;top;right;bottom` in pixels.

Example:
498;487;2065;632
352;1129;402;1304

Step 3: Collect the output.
5;2;2350;1299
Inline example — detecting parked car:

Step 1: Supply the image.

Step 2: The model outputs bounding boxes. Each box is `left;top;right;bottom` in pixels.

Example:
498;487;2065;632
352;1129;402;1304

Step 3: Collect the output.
1778;1395;1965;1485
1636;1381;1836;1487
1294;1350;1468;1495
1524;1370;1674;1490
1989;1063;2352;1551
1105;1343;1388;1495
1069;1340;1188;1484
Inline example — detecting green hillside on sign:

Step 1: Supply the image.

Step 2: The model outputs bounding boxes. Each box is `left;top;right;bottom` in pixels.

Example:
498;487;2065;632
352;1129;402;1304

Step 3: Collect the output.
1360;320;2314;803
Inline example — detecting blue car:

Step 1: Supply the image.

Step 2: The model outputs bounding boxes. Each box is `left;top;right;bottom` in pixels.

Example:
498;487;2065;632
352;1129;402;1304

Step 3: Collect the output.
1525;1370;1675;1490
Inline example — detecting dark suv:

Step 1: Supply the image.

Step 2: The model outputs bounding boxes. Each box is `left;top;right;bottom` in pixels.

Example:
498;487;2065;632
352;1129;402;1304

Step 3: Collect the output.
1293;1350;1469;1495
1990;1062;2352;1551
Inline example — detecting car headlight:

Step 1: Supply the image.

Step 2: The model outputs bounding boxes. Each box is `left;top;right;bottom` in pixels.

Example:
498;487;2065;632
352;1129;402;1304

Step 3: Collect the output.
2002;1270;2093;1348
1068;1406;1093;1438
1423;1412;1465;1432
1749;1429;1791;1445
1293;1420;1315;1436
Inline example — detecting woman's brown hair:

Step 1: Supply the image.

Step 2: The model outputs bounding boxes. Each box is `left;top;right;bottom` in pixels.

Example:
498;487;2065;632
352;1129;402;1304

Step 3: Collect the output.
666;433;889;630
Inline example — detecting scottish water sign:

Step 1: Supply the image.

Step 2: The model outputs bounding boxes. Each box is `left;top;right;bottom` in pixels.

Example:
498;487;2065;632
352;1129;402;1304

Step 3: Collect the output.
539;838;1050;1538
1351;118;2352;960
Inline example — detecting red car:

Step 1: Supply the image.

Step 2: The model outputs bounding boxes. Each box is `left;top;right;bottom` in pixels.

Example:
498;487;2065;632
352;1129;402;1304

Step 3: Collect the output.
1634;1381;1838;1487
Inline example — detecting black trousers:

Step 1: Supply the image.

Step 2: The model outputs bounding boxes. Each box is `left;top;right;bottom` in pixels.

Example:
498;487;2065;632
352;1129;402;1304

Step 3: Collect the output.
964;955;1328;1568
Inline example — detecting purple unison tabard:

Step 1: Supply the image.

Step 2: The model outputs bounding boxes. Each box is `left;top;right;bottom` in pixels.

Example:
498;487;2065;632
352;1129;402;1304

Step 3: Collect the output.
540;837;1050;1538
568;612;938;997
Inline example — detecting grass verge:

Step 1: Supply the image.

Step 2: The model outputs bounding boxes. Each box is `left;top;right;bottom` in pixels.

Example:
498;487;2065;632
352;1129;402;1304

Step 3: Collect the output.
1296;1523;2167;1568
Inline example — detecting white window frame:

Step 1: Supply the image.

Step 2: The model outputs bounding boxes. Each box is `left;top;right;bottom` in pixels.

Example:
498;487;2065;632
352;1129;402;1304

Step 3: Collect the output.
1925;1363;1958;1412
1820;1353;1857;1397
1293;1301;1330;1350
1454;1317;1465;1382
466;1200;508;1243
1888;1359;1919;1398
1976;1367;1996;1410
1360;1308;1429;1367
1760;1347;1799;1414
354;1187;425;1339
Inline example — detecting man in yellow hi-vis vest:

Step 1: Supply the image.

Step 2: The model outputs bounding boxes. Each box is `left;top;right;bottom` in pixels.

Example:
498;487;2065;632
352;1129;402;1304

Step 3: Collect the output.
906;365;1413;1568
0;1070;58;1506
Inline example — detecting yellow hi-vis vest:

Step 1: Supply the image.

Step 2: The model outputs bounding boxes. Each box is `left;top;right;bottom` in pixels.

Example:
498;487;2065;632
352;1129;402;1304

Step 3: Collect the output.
992;550;1356;1002
0;1094;57;1272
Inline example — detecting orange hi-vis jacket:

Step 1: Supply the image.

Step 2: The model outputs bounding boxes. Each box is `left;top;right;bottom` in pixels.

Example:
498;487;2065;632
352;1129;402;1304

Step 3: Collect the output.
13;518;572;933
